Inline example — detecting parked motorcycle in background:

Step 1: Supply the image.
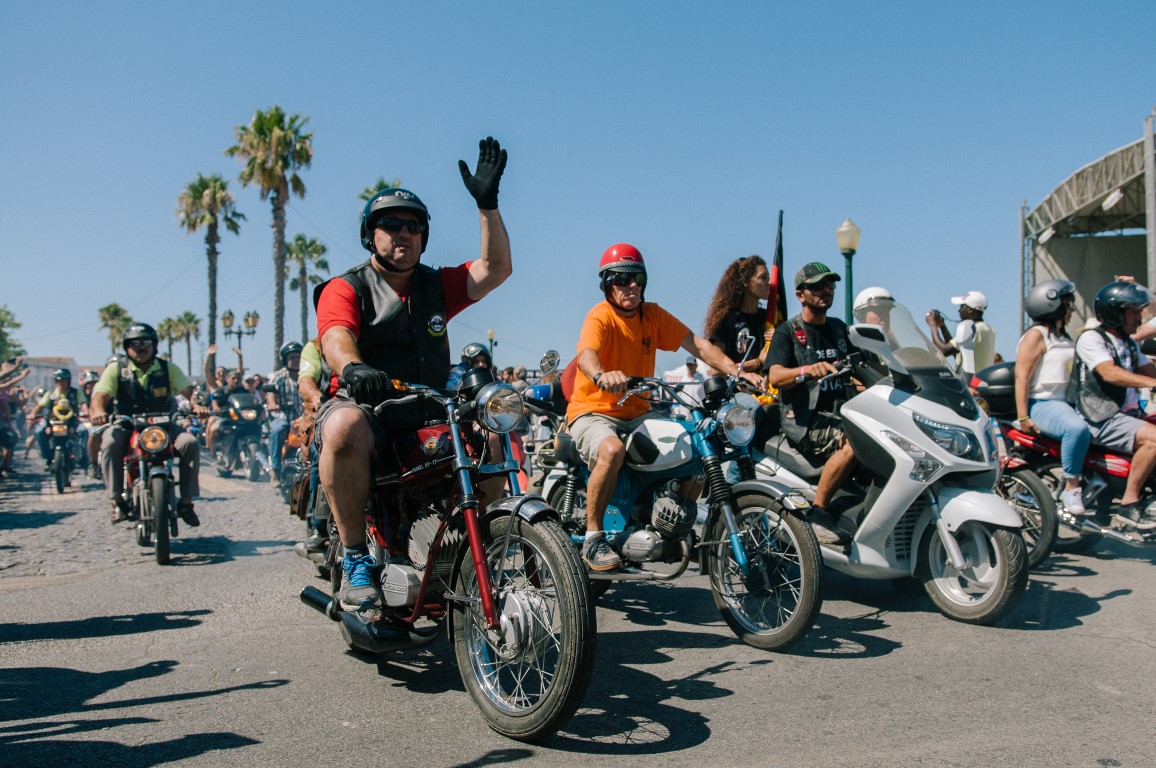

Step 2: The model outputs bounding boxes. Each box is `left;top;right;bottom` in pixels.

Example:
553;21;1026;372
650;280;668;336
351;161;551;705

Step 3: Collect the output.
751;299;1028;625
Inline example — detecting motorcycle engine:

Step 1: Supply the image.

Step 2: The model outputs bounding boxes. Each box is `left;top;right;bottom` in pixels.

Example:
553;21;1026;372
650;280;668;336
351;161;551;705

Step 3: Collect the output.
619;527;664;561
650;490;697;538
407;512;461;583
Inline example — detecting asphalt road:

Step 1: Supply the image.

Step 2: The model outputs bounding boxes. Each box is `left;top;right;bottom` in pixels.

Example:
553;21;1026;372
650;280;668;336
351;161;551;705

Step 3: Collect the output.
2;452;1154;768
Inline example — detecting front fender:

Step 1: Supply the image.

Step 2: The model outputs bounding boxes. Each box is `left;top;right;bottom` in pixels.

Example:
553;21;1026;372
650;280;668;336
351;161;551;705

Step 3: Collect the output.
936;486;1022;532
706;478;811;533
482;493;560;525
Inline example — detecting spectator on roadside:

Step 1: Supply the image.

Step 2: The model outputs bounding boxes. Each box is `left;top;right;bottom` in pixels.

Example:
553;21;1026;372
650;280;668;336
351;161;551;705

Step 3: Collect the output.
662;356;706;419
926;290;996;376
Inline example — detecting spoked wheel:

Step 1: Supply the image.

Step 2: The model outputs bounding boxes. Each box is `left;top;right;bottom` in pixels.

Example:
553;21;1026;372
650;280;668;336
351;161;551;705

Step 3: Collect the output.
53;448;66;494
151;475;170;565
453;515;595;743
707;491;823;651
920;521;1027;625
995;467;1058;568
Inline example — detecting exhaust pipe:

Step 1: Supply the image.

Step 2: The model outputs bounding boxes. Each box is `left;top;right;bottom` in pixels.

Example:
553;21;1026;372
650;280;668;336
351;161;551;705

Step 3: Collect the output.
299;586;443;653
1065;518;1155;548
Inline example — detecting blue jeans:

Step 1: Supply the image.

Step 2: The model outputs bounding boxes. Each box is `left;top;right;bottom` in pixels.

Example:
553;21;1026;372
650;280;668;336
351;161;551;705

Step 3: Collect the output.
268;417;290;473
1029;399;1091;478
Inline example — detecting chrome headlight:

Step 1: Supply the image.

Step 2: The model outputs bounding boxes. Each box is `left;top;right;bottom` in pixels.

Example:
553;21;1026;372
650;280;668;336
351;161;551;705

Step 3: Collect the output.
140;425;170;453
883;429;943;482
912;414;983;461
476;382;525;433
717;401;756;446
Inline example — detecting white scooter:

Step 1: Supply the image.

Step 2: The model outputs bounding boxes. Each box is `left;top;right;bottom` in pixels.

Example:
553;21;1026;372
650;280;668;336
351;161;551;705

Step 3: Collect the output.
751;299;1028;625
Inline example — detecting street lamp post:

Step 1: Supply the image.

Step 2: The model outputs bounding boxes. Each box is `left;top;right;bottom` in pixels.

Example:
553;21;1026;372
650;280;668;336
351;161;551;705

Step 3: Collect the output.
835;218;861;323
221;309;261;355
486;328;496;360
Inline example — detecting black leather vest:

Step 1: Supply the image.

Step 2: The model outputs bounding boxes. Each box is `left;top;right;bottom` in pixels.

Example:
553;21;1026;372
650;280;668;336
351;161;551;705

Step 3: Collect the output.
780;315;853;445
1070;327;1137;423
116;359;173;415
314;261;451;387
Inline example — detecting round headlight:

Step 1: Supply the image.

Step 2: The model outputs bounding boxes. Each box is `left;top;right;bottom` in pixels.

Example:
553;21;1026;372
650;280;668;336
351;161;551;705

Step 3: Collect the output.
476;382;525;433
718;402;756;446
140;425;170;452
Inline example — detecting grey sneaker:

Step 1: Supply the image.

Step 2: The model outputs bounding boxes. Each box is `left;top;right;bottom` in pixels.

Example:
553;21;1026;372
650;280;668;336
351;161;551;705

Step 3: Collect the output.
339;552;380;610
807;508;849;545
582;537;622;572
1112;502;1156;531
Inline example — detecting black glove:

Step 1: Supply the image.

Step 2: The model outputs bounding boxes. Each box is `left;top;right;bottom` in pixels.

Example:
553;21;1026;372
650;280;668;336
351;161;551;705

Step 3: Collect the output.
458;136;507;210
341;363;393;405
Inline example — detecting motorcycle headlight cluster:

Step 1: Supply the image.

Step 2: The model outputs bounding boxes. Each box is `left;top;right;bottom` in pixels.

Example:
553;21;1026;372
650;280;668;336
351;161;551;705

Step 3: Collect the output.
882;429;943;482
475;382;525;433
140;425;170;453
240;409;259;421
716;401;756;446
912;414;983;462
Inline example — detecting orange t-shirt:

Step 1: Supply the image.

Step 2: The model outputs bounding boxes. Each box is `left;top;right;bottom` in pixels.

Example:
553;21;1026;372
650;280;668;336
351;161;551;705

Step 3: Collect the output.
566;300;690;424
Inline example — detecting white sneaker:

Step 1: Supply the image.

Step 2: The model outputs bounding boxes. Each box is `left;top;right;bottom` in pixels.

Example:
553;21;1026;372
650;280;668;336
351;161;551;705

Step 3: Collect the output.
1061;487;1087;516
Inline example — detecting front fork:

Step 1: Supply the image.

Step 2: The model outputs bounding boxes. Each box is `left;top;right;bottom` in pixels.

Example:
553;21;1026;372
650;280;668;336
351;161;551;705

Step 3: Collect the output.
703;454;750;574
450;420;501;631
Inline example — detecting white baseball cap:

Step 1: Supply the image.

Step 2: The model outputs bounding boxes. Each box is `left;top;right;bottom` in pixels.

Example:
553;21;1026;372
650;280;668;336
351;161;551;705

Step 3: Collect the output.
951;290;988;311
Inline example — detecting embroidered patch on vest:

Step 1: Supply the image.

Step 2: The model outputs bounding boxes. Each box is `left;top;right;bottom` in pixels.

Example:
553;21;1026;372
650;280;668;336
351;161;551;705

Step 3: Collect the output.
428;313;447;337
794;329;808;346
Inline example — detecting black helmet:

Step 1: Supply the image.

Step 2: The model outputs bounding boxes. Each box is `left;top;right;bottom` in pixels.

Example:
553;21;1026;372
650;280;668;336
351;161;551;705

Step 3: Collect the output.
52;368;71;381
1093;281;1150;329
359;188;430;253
1025;279;1076;323
460;342;491;365
122;323;159;349
279;341;303;365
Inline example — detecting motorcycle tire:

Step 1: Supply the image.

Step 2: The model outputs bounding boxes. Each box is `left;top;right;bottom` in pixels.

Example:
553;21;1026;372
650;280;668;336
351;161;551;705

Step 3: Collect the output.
544;479;610;599
1035;462;1102;554
151;475;170;565
707;491;823;652
246;441;261;482
919;522;1027;625
452;515;595;743
53;447;66;494
995;467;1059;568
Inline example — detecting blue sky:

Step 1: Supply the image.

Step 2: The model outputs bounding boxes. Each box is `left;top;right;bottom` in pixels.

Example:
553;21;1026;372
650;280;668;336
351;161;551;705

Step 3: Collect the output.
1;1;1151;376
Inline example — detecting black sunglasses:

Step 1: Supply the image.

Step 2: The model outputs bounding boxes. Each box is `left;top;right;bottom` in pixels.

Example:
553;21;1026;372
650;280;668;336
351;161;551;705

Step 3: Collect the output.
374;217;428;236
605;271;647;288
126;339;154;348
802;279;836;292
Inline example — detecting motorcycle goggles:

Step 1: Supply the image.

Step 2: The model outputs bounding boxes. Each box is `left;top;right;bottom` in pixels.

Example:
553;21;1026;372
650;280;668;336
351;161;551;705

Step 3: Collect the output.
373;217;428;236
604;270;647;288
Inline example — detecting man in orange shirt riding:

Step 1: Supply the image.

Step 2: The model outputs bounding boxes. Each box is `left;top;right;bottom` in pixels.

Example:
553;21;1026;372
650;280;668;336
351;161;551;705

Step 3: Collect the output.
566;243;765;571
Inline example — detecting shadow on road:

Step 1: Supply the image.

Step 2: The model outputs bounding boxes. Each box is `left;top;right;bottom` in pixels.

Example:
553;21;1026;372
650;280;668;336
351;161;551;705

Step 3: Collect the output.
0;660;284;764
0;610;211;644
166;536;293;566
0;510;75;530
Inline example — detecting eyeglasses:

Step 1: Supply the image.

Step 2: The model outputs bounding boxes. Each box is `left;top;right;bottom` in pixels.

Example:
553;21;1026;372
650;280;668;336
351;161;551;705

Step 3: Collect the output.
127;339;154;348
374;217;428;236
605;271;647;288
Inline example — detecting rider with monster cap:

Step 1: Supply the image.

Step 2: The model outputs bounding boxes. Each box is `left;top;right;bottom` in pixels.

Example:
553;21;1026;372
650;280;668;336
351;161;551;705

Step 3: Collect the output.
566;243;764;572
1071;280;1156;530
312;137;511;610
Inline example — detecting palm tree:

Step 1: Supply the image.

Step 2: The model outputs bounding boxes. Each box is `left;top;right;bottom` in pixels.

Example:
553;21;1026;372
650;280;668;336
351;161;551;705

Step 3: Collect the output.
98;303;133;354
285;234;330;344
359;176;403;201
178;311;201;374
176;173;244;347
157;318;178;360
225;106;313;369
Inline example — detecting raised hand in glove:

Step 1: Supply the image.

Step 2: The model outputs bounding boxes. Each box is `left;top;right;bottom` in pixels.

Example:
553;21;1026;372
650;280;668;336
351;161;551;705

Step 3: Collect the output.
341;362;394;405
458;136;507;210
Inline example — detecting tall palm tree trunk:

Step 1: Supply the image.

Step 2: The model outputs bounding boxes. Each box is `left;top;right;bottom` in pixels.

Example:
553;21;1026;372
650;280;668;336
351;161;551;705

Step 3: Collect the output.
299;263;309;343
206;222;220;346
272;193;287;369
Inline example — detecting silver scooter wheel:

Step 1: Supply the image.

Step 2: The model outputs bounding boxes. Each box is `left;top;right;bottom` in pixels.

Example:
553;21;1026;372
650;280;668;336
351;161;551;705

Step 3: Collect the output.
920;521;1027;625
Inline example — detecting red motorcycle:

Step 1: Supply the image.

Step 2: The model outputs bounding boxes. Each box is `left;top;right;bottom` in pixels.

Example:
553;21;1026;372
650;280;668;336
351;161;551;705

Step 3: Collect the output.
299;367;595;742
117;411;181;565
974;364;1156;560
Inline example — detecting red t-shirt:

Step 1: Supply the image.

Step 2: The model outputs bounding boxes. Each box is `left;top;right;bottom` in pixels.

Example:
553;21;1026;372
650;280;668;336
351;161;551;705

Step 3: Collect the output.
316;262;476;393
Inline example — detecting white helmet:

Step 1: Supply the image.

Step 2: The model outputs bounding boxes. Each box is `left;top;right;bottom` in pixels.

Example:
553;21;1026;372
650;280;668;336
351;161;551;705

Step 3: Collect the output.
853;286;894;322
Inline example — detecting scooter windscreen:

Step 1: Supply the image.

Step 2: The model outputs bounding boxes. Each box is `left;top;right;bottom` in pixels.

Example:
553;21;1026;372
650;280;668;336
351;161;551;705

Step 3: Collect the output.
849;299;978;421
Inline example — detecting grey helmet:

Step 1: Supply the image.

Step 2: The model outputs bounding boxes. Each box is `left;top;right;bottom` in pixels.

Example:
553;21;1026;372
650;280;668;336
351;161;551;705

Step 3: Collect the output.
1025;279;1076;323
460;342;491;366
1093;281;1150;329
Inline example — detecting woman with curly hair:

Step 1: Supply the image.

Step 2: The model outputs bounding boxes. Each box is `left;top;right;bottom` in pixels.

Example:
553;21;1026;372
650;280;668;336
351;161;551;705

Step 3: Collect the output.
704;254;771;373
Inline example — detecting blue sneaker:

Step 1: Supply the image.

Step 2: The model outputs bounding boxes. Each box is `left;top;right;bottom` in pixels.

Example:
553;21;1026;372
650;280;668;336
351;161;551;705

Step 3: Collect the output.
339;552;379;610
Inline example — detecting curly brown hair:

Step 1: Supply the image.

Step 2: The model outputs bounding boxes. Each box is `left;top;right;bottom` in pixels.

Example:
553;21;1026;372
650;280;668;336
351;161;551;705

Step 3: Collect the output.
704;255;766;339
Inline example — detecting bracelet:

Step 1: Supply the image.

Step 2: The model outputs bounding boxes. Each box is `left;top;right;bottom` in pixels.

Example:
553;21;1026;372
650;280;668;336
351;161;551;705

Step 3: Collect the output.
800;365;809;377
1014;416;1029;423
592;373;603;387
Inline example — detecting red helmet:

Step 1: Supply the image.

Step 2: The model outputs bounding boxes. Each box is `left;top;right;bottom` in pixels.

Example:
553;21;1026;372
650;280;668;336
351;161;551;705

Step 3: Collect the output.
598;243;645;276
